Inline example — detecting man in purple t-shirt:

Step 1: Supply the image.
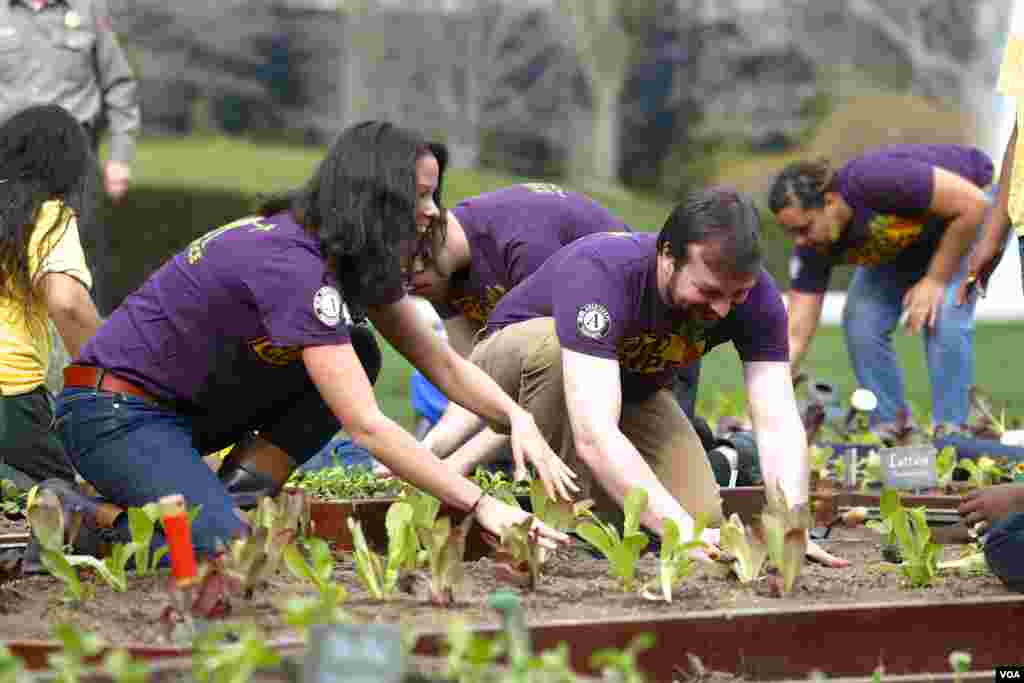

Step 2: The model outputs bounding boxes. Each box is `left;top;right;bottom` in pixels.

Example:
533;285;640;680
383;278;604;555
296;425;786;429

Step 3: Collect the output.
447;187;844;565
403;183;701;489
770;144;993;432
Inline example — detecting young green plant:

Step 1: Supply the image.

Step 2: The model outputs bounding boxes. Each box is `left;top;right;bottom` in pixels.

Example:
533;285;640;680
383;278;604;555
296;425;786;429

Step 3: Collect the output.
27;489;139;600
760;483;811;596
575;487;649;593
719;513;767;584
126;502;168;577
280;537;349;636
46;623;105;683
643;515;706;603
417;513;475;606
193;623;281;683
346;499;419;600
872;488;941;587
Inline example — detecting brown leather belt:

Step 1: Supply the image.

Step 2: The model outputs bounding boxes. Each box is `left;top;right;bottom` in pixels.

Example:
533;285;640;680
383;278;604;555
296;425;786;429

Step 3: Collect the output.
63;365;167;407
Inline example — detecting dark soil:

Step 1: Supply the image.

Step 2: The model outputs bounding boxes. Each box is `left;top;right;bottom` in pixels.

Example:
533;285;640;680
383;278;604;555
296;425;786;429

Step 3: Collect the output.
0;527;1006;649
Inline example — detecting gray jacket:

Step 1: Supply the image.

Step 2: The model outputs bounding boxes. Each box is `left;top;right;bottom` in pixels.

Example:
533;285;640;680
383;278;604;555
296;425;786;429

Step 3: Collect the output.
0;0;140;163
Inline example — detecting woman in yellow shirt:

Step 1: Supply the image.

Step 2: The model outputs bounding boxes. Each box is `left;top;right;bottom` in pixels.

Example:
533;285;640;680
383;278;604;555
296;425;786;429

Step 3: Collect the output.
0;105;103;485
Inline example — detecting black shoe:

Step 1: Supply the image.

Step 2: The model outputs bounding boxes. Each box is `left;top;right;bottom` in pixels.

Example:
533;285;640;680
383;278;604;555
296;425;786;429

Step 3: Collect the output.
219;460;283;510
22;479;125;574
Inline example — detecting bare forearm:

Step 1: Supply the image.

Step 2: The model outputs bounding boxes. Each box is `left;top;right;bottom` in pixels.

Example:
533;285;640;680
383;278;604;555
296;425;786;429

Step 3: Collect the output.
49;301;102;359
422;348;521;430
979;126;1017;248
754;417;810;507
351;413;481;511
444;428;511;476
928;211;986;282
575;427;690;537
422;401;485;458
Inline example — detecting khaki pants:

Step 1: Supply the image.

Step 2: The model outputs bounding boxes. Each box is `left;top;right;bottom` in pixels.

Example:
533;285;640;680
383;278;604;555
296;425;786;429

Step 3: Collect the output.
471;317;722;528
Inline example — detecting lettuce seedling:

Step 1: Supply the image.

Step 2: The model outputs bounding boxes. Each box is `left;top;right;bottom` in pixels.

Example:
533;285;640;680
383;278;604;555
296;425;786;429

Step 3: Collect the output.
48;624;105;683
280;540;349;636
760;483;811;596
528;479;594;534
935;447;957;490
644;516;706;603
719;513;767;584
0;644;26;683
443;617;505;682
101;649;151;683
126;503;167;577
938;552;989;576
575;487;649;593
416;513;474;606
193;623;281;683
872;488;940;587
494;515;544;590
27;489;135;600
590;632;655;683
956;457;1008;488
346;500;419;600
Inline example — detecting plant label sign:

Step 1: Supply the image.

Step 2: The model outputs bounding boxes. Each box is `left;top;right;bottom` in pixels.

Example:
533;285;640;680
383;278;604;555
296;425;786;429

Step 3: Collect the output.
879;445;938;491
303;623;405;683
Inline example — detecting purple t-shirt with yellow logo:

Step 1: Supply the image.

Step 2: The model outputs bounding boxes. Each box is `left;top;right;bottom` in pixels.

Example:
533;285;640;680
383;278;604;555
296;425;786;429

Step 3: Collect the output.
790;144;994;293
79;212;401;403
438;183;629;325
487;232;789;400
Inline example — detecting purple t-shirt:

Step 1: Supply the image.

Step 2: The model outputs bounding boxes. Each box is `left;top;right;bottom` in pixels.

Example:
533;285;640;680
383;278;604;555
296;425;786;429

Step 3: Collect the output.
79;212;401;403
790;144;994;293
487;232;789;400
438;183;629;325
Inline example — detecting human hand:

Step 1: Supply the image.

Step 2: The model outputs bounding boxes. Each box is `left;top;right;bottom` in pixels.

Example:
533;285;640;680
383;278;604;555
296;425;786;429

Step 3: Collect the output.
901;276;946;333
957;238;1005;305
959;482;1024;527
474;494;570;550
507;410;579;502
104;160;131;201
806;536;850;567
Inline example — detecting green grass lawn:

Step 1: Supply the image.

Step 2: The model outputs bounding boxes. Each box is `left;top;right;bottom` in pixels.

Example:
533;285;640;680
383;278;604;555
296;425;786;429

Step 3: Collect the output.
123;135;1024;429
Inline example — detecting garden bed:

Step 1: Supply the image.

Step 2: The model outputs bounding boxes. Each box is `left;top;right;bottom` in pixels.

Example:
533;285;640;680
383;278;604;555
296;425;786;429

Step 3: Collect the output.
0;526;1014;681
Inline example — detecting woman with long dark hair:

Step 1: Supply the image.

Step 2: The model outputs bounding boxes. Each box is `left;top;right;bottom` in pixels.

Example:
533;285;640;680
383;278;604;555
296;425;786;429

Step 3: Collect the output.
47;121;569;558
0;105;103;485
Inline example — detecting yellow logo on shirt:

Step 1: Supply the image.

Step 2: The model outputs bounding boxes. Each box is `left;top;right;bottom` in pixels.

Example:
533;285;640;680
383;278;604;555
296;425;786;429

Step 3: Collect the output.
618;333;706;374
249;336;302;365
843;215;926;266
452;284;507;325
187;216;277;264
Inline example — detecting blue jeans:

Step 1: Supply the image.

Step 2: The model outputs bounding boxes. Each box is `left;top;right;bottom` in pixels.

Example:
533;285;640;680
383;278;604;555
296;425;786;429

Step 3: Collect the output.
984;512;1024;592
56;388;247;556
842;257;976;425
298;435;376;473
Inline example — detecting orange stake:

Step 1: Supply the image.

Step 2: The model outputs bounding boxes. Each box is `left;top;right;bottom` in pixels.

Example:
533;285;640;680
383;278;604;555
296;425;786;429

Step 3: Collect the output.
159;494;197;586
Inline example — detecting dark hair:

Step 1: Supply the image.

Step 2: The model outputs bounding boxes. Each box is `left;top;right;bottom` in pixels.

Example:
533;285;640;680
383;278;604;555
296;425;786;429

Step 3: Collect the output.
258;121;448;305
0;104;94;318
768;158;836;213
656;186;762;276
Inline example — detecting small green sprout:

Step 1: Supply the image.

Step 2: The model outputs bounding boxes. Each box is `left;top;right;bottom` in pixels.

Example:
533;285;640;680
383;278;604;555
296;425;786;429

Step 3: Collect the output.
590;633;655;683
126;503;168;577
417;513;474;606
719;513;767;584
192;624;281;683
870;488;940;587
760;484;811;596
643;516;706;603
575;487;649;592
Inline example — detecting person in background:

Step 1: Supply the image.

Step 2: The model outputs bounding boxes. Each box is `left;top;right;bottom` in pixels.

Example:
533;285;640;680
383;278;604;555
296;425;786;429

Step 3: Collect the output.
0;0;140;317
769;145;992;436
0;105;104;486
39;121;568;562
